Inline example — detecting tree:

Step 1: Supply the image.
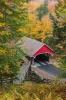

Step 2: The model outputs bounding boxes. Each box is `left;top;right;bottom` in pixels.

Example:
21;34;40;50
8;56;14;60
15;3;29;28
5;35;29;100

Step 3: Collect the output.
0;0;28;80
37;2;48;20
48;0;66;69
35;15;53;42
27;13;53;42
49;0;66;54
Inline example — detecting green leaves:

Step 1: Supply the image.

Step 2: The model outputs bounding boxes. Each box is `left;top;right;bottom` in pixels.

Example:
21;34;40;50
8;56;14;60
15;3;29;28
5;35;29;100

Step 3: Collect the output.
37;2;48;20
0;0;28;42
0;0;28;80
48;0;66;70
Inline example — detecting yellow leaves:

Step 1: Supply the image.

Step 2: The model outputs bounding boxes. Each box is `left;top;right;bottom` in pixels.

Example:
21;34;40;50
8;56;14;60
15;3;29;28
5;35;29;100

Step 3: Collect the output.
39;88;45;94
0;49;6;55
5;65;10;74
23;2;28;8
41;15;53;33
0;82;65;100
0;23;6;27
17;2;28;10
56;44;63;49
35;15;53;42
45;92;52;100
15;92;40;100
33;93;40;100
0;31;10;36
44;92;63;100
18;28;27;33
28;13;40;35
15;8;20;12
0;13;3;18
9;49;16;56
28;13;53;42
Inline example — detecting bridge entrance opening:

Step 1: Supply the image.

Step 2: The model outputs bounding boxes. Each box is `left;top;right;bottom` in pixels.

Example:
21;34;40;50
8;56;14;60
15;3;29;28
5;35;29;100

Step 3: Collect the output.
34;53;50;62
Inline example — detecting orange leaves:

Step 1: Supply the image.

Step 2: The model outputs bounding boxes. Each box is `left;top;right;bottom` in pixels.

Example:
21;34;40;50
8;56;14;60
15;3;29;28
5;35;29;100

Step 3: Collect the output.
48;1;57;14
28;0;43;11
29;3;40;11
39;88;45;94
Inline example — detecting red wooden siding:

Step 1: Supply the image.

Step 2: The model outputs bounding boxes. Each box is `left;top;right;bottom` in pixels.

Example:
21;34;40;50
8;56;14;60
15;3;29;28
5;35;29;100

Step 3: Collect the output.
33;45;54;57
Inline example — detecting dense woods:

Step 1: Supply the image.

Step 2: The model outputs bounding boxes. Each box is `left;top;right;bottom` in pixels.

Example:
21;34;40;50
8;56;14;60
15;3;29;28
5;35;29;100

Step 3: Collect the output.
0;0;28;79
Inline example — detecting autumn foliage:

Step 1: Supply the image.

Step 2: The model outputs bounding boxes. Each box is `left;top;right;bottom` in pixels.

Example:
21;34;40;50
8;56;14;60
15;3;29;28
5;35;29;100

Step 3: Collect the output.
0;0;66;82
0;0;28;79
0;82;66;100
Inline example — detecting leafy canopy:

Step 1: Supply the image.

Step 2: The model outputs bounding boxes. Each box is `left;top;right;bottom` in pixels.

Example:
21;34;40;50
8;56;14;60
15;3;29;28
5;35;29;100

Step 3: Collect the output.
0;0;28;79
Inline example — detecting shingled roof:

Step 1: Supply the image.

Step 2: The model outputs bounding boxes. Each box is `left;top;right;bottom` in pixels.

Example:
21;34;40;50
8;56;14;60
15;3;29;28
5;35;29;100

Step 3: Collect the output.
17;36;54;57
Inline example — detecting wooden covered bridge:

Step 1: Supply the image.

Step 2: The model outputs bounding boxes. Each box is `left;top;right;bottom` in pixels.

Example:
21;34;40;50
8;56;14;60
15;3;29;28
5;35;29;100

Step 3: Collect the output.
18;36;54;63
14;37;65;84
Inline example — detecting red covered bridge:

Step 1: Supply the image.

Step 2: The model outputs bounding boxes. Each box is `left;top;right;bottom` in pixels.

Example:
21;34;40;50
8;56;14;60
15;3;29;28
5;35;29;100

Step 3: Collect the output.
15;37;66;84
18;36;54;63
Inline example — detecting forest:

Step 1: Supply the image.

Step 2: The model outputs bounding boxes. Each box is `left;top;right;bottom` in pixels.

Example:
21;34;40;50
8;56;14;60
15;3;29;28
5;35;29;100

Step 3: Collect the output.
0;0;66;100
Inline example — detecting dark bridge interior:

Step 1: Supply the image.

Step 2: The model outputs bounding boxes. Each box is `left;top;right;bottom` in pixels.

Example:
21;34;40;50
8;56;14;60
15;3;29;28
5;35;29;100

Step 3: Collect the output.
34;54;49;62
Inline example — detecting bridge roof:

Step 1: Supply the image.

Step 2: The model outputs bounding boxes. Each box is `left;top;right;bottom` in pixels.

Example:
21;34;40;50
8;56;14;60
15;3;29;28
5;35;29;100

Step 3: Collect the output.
17;36;54;57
